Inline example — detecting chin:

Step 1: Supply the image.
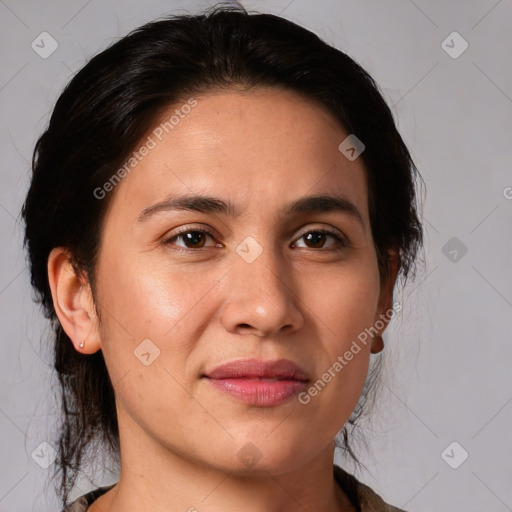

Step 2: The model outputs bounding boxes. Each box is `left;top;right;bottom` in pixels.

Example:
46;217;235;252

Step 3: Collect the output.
212;432;321;476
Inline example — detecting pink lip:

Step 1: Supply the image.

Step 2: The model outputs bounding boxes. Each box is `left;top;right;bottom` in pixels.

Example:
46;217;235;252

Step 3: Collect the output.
203;358;309;407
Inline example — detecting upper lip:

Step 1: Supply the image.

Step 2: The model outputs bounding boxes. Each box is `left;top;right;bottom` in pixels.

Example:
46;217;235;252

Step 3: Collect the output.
204;358;309;381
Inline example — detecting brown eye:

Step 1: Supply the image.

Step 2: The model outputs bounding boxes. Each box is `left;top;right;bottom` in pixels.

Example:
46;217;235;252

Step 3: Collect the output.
292;229;347;250
164;229;216;249
304;232;327;248
179;231;207;248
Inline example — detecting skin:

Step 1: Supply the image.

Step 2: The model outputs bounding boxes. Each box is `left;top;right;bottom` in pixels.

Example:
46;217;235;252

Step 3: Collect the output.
48;88;398;512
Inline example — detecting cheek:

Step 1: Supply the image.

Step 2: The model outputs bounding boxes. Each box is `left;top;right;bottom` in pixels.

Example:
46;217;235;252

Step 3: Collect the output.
303;256;381;346
296;257;380;418
95;254;222;379
98;252;212;335
94;260;217;439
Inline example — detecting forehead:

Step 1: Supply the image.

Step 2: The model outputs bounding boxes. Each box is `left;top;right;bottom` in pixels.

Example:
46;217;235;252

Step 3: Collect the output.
106;88;369;223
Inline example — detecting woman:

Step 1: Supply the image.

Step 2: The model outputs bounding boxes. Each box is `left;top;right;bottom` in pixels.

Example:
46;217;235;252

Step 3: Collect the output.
22;4;423;511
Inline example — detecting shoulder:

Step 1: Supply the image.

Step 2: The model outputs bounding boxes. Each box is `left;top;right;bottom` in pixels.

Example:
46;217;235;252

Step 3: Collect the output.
333;464;408;512
61;484;117;512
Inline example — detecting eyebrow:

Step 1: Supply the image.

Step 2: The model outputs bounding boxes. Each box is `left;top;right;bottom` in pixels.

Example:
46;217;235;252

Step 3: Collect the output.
137;193;364;228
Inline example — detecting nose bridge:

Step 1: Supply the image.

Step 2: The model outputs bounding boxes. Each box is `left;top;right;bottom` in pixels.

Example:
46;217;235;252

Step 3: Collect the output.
236;239;284;297
221;238;303;336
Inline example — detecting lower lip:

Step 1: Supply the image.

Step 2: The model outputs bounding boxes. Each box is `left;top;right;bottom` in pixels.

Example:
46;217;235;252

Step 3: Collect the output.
205;378;307;406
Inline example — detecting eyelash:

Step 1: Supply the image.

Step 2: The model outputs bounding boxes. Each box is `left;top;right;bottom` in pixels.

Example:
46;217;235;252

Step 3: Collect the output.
162;226;349;252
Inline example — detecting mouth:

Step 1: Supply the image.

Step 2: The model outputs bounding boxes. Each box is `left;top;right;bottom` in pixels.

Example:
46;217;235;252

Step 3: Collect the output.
202;358;309;407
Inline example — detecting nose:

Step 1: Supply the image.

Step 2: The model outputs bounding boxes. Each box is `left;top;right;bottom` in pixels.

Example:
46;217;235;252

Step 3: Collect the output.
220;245;304;338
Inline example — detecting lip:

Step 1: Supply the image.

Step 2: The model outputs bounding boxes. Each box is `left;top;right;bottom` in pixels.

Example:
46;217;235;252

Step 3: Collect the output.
205;358;309;381
203;358;309;407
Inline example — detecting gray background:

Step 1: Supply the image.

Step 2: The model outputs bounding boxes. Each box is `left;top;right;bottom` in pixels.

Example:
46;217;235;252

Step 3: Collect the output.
1;0;511;511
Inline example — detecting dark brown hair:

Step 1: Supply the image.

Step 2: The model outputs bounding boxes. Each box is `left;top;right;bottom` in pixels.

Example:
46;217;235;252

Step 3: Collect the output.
21;3;423;506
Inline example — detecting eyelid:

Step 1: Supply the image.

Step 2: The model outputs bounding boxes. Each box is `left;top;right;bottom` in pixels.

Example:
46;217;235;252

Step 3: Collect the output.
162;224;221;247
293;224;349;244
168;224;217;237
291;231;348;252
162;223;350;250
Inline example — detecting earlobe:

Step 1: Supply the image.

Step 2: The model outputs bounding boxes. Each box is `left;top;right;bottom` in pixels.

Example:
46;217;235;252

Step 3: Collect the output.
47;247;101;354
371;249;400;354
370;335;384;354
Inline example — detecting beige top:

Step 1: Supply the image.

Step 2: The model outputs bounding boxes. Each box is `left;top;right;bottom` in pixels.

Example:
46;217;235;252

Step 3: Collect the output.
62;465;407;512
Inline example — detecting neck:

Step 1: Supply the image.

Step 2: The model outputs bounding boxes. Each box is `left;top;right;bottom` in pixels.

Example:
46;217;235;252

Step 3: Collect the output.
94;407;355;512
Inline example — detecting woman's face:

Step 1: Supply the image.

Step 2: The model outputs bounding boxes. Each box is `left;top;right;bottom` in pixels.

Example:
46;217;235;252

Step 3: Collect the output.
90;88;394;474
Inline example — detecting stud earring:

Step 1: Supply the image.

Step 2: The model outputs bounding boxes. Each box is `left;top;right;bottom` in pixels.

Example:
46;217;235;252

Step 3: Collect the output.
79;340;85;349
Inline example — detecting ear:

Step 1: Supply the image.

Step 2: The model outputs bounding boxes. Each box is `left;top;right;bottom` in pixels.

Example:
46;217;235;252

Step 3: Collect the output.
371;249;400;354
47;247;101;354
